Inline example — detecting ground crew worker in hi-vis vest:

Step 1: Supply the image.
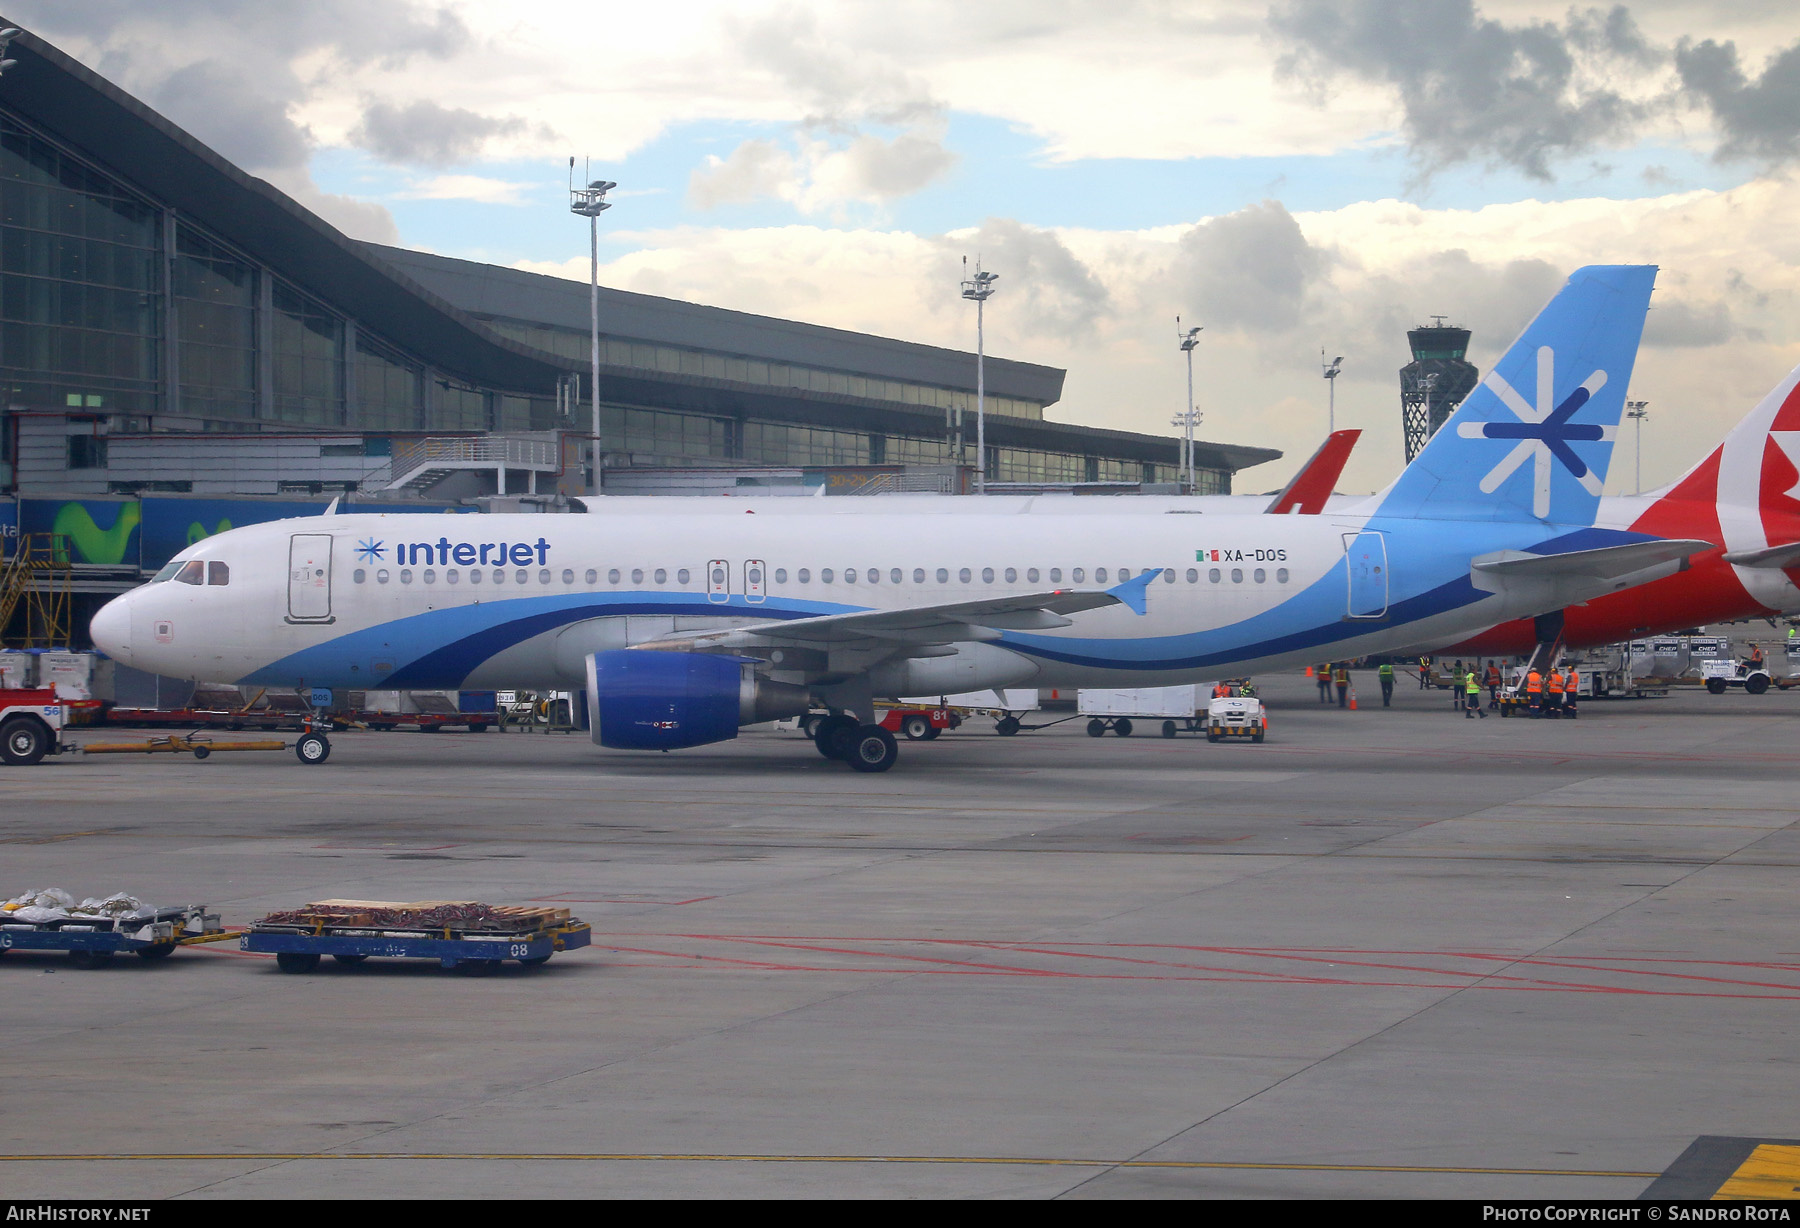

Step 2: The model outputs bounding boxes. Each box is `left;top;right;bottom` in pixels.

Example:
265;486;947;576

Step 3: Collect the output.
1378;661;1394;707
1546;667;1565;717
1418;655;1432;689
1564;665;1580;718
1485;661;1502;709
1464;670;1486;719
1316;665;1332;703
1334;663;1350;708
1526;668;1544;717
1213;680;1231;700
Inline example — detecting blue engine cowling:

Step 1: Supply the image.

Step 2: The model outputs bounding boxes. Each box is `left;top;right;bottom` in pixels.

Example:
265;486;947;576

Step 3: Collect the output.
586;650;744;750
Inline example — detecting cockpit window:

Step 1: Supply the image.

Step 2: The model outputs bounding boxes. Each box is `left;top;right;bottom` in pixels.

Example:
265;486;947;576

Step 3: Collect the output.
173;560;205;585
152;562;182;582
207;561;229;586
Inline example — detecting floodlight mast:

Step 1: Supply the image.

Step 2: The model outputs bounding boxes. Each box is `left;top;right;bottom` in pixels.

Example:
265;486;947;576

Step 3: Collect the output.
0;26;23;76
1321;350;1344;434
1175;318;1203;493
569;158;614;496
1626;400;1650;494
960;257;999;494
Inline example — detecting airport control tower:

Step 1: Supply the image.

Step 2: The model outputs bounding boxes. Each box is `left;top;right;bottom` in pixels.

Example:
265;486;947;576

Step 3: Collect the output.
1399;319;1480;462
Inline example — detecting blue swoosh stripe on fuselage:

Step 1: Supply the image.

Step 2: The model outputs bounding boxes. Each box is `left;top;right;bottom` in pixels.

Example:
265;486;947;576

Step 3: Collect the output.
999;571;1483;672
241;593;847;688
240;525;1659;688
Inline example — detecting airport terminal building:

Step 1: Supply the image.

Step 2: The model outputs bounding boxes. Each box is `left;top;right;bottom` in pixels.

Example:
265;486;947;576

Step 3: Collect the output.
0;23;1278;638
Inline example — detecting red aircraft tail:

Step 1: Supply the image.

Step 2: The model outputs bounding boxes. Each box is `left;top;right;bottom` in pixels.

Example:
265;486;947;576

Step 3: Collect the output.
1265;429;1360;515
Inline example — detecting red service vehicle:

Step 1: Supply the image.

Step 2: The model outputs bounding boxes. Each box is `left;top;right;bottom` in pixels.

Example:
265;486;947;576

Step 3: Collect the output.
0;688;67;766
876;707;962;741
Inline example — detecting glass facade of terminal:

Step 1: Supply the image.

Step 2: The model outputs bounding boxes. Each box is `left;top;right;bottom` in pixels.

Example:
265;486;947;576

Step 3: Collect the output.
0;107;1222;492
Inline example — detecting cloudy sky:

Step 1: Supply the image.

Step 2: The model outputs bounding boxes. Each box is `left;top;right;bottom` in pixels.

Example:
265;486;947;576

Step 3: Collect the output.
14;1;1800;492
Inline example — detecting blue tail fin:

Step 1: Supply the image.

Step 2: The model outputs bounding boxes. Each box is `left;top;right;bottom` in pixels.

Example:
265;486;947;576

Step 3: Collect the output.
1374;265;1656;524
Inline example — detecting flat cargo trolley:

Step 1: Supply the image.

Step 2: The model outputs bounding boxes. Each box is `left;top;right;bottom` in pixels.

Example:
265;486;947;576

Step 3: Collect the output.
0;900;222;967
241;899;592;975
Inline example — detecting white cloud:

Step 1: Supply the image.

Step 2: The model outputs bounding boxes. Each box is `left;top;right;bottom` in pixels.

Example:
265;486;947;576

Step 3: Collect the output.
395;174;536;205
511;176;1800;496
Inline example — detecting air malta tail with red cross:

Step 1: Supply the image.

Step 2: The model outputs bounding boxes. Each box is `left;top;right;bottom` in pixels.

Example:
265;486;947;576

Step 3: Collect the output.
1445;362;1800;655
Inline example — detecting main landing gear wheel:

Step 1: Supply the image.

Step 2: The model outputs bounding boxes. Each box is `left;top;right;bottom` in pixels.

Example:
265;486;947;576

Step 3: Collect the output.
1086;718;1107;738
995;716;1021;737
845;724;898;773
0;717;50;766
814;714;858;760
295;733;331;764
901;714;933;741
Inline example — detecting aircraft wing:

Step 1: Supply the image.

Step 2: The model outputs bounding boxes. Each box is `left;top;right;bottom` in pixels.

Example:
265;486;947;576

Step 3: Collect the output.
637;573;1164;658
1721;541;1800;570
1266;429;1360;514
1471;538;1713;580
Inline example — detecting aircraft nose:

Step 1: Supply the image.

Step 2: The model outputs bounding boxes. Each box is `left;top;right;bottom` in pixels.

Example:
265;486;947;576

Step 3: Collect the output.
89;595;133;662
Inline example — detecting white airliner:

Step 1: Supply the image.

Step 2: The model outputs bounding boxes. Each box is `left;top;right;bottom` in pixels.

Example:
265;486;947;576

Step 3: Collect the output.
90;265;1707;771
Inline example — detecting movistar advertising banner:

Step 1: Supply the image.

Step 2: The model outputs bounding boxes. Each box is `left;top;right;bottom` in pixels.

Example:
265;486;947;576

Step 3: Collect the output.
18;498;142;566
138;496;471;570
14;496;470;570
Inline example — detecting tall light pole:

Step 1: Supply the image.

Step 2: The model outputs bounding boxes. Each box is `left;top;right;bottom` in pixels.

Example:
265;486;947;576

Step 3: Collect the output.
1175;318;1203;493
1626;400;1650;494
960;257;998;494
1321;350;1344;434
569;159;614;496
0;28;22;77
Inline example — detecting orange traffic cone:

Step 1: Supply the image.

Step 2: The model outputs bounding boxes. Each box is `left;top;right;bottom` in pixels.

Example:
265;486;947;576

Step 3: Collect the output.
1304;665;1314;677
1348;687;1359;710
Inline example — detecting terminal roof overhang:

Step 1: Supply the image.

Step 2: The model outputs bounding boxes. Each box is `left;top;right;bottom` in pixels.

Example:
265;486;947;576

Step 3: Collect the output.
0;21;1279;476
0;24;562;394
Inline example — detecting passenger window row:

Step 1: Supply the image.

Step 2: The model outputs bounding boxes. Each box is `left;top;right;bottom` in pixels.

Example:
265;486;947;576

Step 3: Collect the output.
348;564;1294;588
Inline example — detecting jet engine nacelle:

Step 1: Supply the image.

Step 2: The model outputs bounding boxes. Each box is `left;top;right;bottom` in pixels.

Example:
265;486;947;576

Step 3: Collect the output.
585;650;809;750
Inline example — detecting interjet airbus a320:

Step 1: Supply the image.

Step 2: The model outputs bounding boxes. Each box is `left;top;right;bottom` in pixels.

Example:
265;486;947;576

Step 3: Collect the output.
91;264;1706;771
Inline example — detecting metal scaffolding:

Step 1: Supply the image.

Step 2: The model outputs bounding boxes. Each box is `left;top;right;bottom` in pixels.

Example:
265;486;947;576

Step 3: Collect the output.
1;533;74;647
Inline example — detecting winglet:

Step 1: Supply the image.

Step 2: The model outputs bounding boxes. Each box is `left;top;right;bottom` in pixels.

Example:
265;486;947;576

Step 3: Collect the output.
322;496;340;516
1108;568;1163;615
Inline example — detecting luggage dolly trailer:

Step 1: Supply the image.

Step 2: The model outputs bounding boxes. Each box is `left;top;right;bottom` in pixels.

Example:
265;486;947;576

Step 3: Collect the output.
0;905;222;968
70;716;335;765
242;919;593;975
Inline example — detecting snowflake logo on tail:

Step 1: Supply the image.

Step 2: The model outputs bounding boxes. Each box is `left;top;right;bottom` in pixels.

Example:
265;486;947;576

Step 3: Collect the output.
1457;345;1612;518
355;537;386;563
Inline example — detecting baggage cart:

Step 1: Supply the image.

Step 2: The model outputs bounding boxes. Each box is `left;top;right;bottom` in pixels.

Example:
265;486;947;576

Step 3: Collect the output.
240;899;592;975
0;901;220;967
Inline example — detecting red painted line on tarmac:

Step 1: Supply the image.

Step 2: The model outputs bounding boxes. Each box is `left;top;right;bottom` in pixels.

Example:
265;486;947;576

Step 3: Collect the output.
595;933;1800;999
530;895;718;905
312;843;463;851
1240;744;1793;766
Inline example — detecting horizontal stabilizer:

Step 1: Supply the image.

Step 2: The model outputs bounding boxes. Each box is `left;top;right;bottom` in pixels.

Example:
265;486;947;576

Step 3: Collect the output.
1721;541;1800;569
1471;537;1712;581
